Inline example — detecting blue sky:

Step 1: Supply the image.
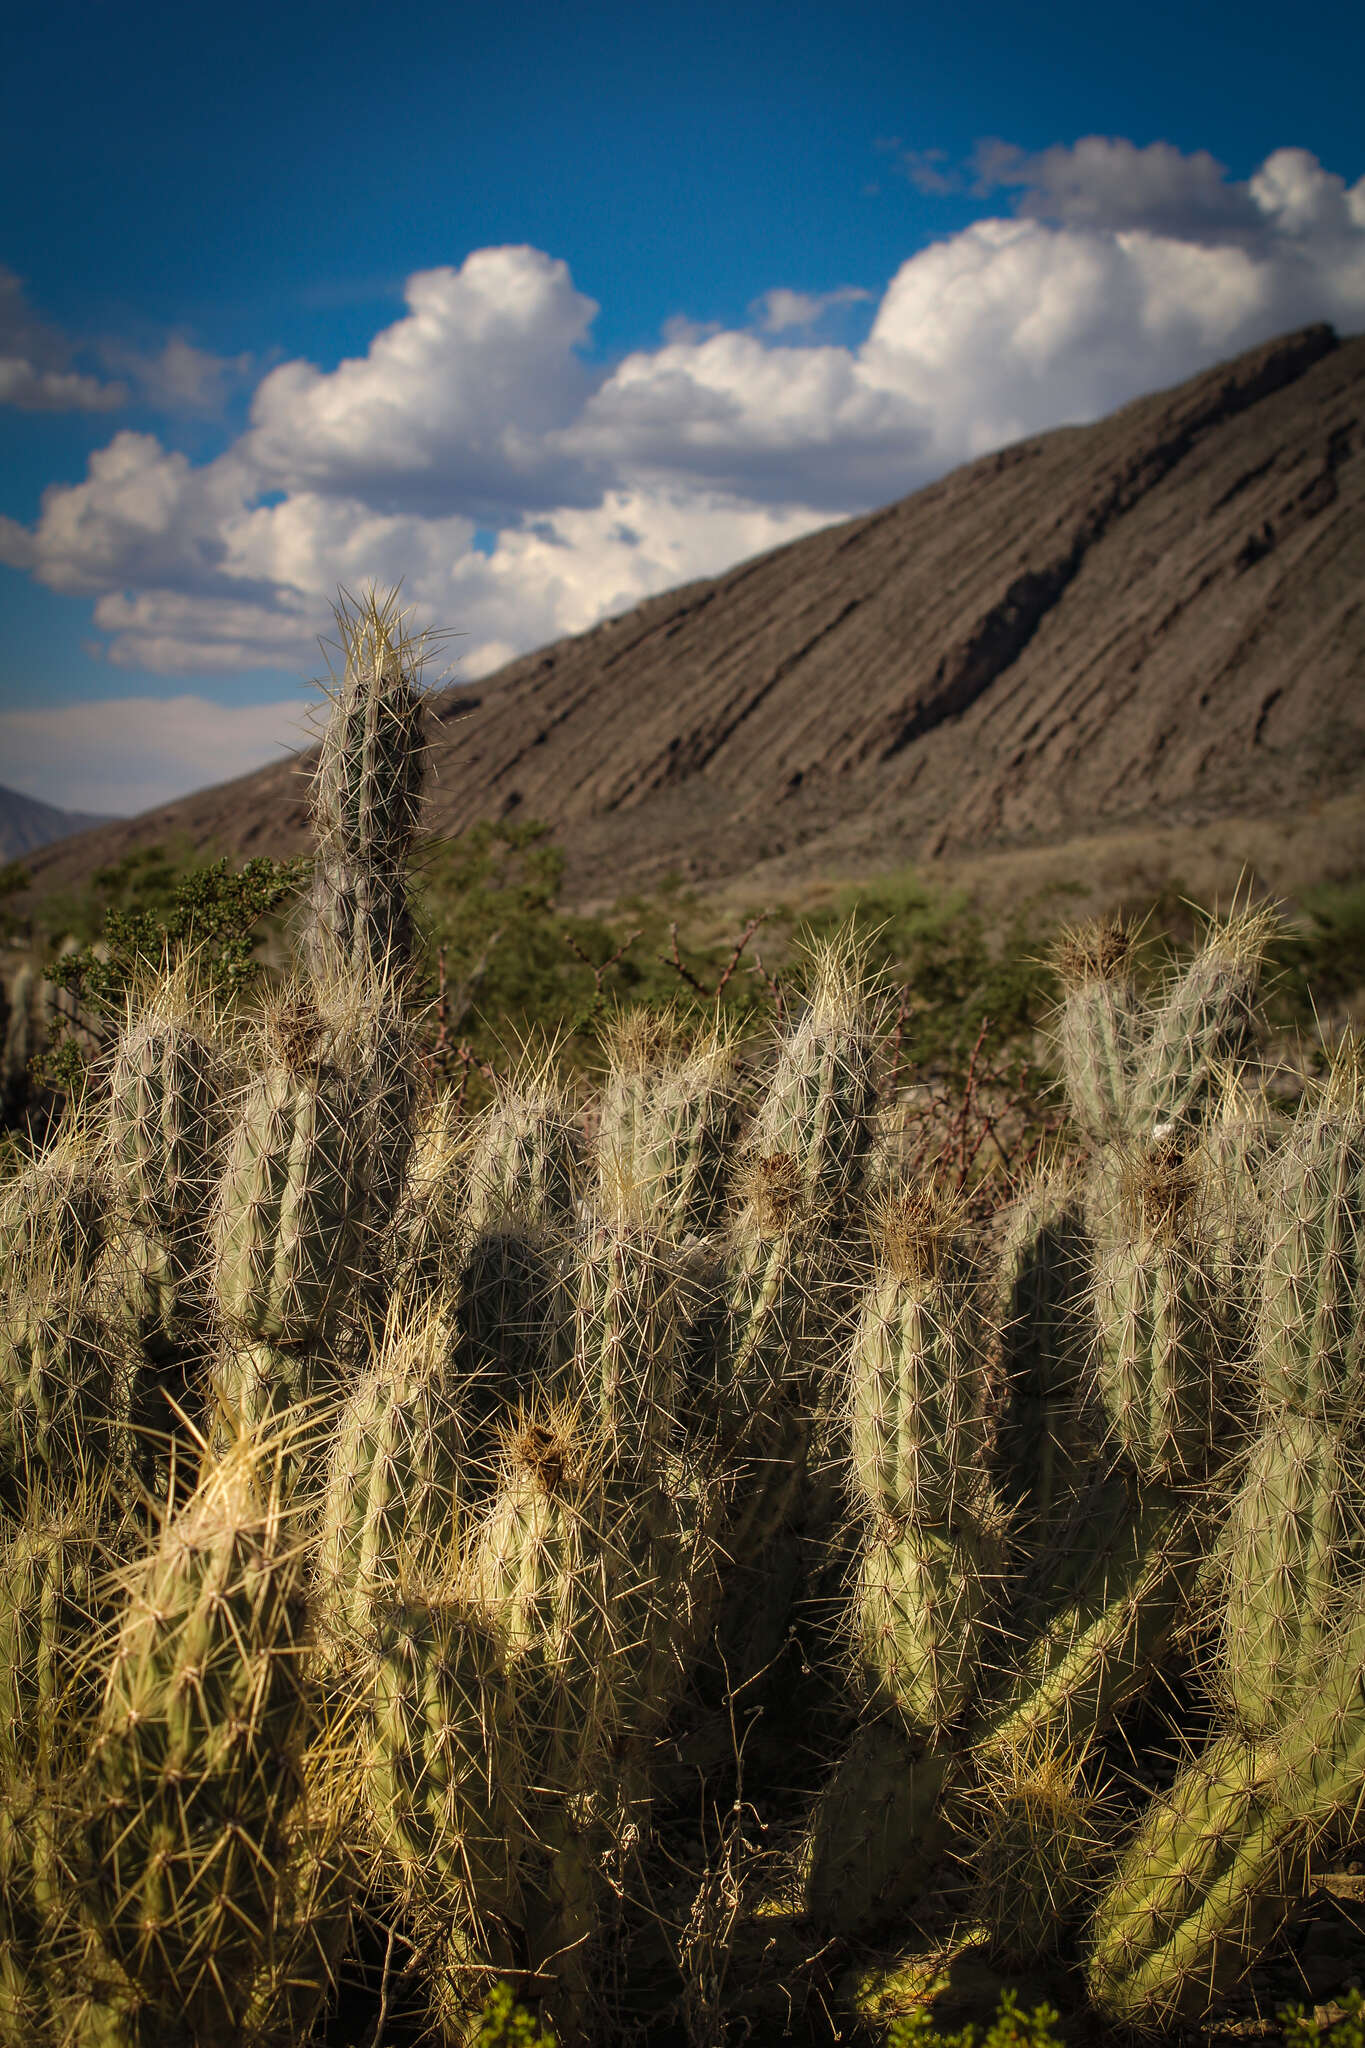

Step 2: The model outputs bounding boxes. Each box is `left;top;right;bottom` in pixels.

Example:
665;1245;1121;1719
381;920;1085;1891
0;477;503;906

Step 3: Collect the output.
2;0;1362;813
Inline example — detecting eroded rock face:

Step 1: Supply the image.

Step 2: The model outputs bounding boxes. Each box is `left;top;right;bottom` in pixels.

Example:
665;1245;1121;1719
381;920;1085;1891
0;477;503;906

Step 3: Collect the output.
24;324;1365;903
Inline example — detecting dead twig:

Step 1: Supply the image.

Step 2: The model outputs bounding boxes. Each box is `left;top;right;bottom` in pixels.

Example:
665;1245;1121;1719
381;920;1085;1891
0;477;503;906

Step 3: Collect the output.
564;926;641;995
658;912;769;1001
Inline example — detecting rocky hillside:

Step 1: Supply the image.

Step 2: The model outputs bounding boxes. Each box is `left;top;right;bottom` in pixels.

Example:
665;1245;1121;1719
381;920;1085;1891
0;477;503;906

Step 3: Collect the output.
0;783;116;861
22;322;1365;907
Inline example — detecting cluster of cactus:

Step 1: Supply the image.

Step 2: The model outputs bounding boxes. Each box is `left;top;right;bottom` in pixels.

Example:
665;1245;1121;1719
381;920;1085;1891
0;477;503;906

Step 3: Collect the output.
1;582;1363;2047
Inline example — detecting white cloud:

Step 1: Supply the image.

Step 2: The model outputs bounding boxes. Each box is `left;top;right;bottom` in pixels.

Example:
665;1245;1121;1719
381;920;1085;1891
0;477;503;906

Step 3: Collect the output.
245;247;604;519
2;139;1362;712
974;136;1264;240
558;329;933;508
0;695;309;816
0;270;126;413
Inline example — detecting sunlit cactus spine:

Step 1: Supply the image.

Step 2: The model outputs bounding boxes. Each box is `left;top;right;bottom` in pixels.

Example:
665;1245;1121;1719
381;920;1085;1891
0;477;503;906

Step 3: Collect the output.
0;1121;106;1298
76;1445;310;2047
0;1288;133;1514
850;1185;987;1526
211;991;368;1352
0;1500;119;2047
1209;1046;1365;1737
1210;1412;1362;1738
1092;1138;1227;1484
597;1011;740;1242
1052;916;1142;1143
848;1185;999;1738
364;1591;524;1995
1131;902;1275;1138
749;937;878;1222
303;586;429;984
1084;1728;1284;2029
105;975;218;1343
316;1299;468;1657
1087;1586;1365;2029
1256;1047;1365;1421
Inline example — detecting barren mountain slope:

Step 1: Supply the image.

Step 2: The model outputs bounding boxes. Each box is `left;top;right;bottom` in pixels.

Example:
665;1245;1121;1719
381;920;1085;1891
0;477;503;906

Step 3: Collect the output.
0;784;116;860
23;322;1365;906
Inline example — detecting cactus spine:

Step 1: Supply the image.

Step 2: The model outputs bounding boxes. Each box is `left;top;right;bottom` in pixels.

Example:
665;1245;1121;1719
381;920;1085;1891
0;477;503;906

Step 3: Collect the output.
80;1448;309;2046
304;586;427;982
106;980;218;1346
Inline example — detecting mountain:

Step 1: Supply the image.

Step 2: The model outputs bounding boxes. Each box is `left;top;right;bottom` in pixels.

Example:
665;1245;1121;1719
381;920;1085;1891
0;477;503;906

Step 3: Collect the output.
19;322;1365;909
0;783;117;861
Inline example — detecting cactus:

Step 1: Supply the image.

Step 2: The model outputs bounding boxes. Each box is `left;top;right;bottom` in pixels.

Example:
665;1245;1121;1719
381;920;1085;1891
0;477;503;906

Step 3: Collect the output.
106;978;218;1339
749;937;877;1220
846;1185;1001;1736
597;1012;739;1241
365;1591;523;1972
0;1289;132;1511
80;1445;310;2046
0;1125;105;1297
1132;903;1275;1138
973;1475;1206;1773
304;586;428;982
316;1299;468;1653
452;1065;584;1419
1052;918;1141;1143
211;991;367;1348
850;1187;987;1526
1;963;36;1121
1092;1142;1227;1484
0;1501;120;2046
1206;1050;1365;1739
1087;1586;1365;2028
991;1165;1096;1550
857;1517;998;1739
1209;1413;1363;1737
3;575;1360;2045
393;1086;470;1298
1257;1053;1365;1420
969;1750;1107;1963
802;1713;952;1937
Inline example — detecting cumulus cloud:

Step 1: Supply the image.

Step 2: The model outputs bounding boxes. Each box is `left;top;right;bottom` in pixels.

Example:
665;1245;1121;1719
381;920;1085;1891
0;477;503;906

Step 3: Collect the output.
558;330;934;509
0;695;309;815
0;269;126;413
2;139;1362;704
246;247;606;520
974;136;1266;240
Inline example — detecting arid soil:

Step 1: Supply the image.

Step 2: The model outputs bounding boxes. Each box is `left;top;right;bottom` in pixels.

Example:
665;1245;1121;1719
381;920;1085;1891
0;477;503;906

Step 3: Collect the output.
22;322;1365;911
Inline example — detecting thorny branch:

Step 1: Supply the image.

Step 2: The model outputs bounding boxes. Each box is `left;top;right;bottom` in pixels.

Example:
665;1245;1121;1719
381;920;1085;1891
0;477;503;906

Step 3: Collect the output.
658;912;768;1000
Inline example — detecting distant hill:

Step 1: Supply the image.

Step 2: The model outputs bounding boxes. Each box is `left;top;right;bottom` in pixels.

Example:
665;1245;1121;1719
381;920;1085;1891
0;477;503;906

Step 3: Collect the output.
0;782;117;861
19;321;1365;910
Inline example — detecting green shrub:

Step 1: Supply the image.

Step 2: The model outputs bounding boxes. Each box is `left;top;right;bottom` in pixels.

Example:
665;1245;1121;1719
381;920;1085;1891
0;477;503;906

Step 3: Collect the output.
473;1982;559;2046
1282;1990;1365;2047
886;1989;1066;2048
